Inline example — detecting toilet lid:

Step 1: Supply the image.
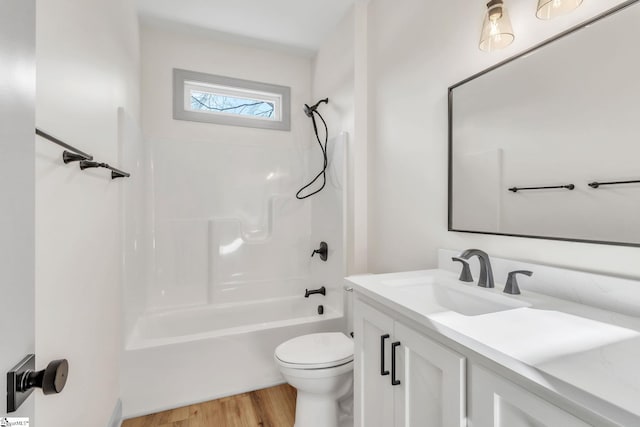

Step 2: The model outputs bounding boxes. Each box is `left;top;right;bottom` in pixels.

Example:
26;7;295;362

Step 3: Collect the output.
275;332;354;369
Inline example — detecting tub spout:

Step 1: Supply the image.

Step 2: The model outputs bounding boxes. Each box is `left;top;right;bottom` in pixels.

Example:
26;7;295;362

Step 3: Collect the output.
305;286;326;298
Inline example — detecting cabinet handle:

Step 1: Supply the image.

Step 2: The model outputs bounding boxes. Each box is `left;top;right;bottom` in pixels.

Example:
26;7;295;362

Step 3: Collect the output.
380;334;390;376
391;341;401;386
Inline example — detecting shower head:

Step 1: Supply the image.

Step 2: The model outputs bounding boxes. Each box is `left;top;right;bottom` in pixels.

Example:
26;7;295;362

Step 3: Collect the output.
304;98;329;117
296;97;330;200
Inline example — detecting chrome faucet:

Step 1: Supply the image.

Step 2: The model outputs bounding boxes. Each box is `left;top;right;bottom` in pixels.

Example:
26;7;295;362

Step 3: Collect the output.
459;249;495;288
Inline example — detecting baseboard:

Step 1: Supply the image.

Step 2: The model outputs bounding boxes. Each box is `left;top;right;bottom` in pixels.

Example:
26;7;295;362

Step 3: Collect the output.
107;399;122;427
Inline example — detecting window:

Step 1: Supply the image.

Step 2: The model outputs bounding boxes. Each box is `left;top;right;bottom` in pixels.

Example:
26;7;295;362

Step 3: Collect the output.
187;83;278;120
173;69;291;131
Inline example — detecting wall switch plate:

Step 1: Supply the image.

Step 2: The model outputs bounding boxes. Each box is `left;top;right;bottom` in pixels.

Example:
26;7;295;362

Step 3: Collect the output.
7;354;35;413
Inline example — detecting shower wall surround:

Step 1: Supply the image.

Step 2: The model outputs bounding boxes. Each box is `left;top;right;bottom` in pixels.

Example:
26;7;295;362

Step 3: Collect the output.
148;136;312;310
122;21;347;337
120;108;152;337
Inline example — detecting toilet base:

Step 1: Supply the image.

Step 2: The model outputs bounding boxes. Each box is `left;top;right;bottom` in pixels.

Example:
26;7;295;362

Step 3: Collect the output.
289;369;353;427
294;391;340;427
338;392;354;427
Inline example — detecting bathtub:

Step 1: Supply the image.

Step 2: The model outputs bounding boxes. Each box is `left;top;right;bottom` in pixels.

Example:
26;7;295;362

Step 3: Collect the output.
121;296;345;418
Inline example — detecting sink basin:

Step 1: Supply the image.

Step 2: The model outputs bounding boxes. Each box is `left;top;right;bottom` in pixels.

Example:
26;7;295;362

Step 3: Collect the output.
347;269;531;317
389;279;530;316
381;276;436;287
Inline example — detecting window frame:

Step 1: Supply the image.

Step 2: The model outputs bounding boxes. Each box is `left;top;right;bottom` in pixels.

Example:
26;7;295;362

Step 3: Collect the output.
173;68;291;131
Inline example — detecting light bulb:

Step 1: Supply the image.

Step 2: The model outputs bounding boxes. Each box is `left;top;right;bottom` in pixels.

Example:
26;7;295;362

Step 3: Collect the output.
537;0;583;19
490;21;501;41
479;0;514;52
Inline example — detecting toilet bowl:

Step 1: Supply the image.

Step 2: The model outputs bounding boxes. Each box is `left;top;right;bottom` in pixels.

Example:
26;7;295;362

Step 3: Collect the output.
275;332;354;427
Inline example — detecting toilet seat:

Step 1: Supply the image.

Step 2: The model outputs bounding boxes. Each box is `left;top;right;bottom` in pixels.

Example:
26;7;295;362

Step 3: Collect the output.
275;332;354;370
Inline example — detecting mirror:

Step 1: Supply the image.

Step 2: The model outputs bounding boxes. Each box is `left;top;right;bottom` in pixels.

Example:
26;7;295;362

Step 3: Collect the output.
449;1;640;247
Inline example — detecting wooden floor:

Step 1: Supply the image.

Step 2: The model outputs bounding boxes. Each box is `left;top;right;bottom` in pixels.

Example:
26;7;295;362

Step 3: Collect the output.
122;384;297;427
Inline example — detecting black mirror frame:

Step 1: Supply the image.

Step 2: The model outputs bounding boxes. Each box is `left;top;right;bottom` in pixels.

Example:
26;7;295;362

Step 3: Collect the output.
447;0;640;248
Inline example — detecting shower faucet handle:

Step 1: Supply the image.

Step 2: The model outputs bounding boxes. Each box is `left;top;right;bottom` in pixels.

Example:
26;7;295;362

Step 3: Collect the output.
311;241;328;261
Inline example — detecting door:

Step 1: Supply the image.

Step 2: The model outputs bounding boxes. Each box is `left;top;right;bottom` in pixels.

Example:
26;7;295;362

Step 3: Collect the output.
0;0;36;422
394;322;466;427
469;364;592;427
353;299;395;427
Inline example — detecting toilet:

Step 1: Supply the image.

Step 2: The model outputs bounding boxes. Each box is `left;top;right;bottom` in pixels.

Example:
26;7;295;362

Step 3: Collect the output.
275;332;354;427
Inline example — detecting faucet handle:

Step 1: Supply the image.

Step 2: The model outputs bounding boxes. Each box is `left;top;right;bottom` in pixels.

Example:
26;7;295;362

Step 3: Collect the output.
311;241;328;261
504;270;533;295
451;257;473;282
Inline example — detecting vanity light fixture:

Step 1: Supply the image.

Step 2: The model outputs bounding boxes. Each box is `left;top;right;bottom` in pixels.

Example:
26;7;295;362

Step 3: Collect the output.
536;0;583;20
479;0;515;52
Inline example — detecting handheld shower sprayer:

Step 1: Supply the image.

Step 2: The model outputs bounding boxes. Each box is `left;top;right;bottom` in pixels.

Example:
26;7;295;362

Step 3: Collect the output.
303;98;329;118
296;98;330;200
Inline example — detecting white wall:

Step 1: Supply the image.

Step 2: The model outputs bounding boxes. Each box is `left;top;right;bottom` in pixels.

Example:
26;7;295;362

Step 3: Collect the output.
141;21;313;143
311;8;355;145
35;1;140;426
0;0;35;421
365;0;640;279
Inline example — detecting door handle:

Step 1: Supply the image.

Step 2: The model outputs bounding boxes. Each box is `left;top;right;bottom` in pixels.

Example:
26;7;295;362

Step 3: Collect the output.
380;334;390;376
391;341;401;386
7;354;69;413
18;359;69;395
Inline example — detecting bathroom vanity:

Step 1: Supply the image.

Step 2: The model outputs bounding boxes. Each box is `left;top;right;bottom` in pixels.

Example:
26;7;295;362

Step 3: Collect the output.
346;250;640;427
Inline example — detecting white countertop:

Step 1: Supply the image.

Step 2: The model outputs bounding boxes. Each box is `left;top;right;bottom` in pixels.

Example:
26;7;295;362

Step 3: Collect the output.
346;268;640;426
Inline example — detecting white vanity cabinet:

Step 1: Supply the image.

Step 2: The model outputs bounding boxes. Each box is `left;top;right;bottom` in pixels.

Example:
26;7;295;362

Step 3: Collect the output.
469;364;591;427
347;266;639;427
353;298;466;427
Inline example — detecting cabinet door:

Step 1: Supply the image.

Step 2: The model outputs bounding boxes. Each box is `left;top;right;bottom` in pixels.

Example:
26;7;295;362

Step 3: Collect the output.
354;299;396;427
469;364;592;427
394;322;466;427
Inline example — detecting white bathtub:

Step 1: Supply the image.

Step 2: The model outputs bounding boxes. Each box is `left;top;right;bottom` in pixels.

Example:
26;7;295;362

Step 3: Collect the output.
121;296;345;418
127;296;341;349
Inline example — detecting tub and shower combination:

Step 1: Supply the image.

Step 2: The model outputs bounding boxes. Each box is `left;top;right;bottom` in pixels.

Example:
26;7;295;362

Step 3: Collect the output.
119;120;348;417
